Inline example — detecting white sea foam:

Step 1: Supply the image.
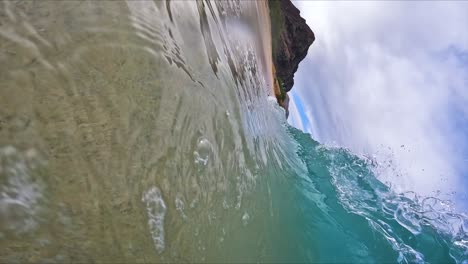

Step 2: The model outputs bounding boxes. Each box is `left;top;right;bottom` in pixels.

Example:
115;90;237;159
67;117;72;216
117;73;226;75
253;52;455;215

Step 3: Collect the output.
0;146;46;235
142;186;167;254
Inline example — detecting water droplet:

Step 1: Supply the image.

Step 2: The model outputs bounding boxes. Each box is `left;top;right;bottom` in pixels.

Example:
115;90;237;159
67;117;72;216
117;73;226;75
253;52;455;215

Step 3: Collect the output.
193;138;212;166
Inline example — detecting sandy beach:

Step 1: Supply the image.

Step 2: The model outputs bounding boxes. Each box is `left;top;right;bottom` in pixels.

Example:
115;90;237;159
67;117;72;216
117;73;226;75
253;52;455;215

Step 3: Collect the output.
255;1;277;97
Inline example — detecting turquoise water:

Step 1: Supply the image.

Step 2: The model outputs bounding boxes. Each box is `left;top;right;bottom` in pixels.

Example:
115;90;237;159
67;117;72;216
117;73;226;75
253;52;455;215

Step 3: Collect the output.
0;0;466;263
283;126;467;263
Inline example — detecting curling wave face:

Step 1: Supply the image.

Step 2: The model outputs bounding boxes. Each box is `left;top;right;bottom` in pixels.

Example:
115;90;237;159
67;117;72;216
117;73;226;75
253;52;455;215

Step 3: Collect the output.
0;1;466;263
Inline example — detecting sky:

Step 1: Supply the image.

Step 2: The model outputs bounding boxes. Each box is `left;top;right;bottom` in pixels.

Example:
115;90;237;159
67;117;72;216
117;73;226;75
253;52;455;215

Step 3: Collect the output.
289;1;468;210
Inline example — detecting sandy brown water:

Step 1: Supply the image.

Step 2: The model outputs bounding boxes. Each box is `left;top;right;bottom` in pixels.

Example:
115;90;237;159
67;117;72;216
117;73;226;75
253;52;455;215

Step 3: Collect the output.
0;1;285;262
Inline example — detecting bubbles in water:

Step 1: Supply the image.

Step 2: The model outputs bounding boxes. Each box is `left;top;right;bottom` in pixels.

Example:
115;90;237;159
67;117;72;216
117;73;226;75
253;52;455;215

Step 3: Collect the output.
175;197;187;219
394;205;422;235
193;137;213;166
190;197;199;209
207;211;217;225
36;237;51;247
142;186;167;254
219;228;226;243
396;246;425;264
222;199;229;209
242;212;250;226
235;179;243;210
0;146;46;235
449;239;468;264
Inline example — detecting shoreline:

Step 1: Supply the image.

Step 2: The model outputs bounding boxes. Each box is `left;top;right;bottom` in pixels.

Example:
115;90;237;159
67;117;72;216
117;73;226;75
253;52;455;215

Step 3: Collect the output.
260;0;315;116
255;1;277;97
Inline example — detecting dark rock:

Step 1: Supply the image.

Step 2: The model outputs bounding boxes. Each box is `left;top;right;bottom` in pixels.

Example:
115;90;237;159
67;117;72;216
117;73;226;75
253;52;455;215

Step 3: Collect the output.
269;0;314;113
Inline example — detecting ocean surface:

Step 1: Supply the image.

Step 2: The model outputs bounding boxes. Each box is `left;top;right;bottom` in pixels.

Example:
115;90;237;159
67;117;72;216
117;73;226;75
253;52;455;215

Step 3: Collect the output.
0;1;467;263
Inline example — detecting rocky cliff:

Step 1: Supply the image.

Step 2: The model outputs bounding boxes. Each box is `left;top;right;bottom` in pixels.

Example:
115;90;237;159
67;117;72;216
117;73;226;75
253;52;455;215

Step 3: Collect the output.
269;0;315;116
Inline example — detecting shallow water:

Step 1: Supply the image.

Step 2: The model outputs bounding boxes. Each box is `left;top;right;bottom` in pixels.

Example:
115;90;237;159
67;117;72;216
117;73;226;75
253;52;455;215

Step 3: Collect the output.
0;1;467;263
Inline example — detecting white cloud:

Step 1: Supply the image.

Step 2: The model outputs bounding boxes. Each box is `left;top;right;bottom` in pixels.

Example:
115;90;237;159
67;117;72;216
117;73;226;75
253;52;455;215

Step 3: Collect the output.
291;1;468;202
